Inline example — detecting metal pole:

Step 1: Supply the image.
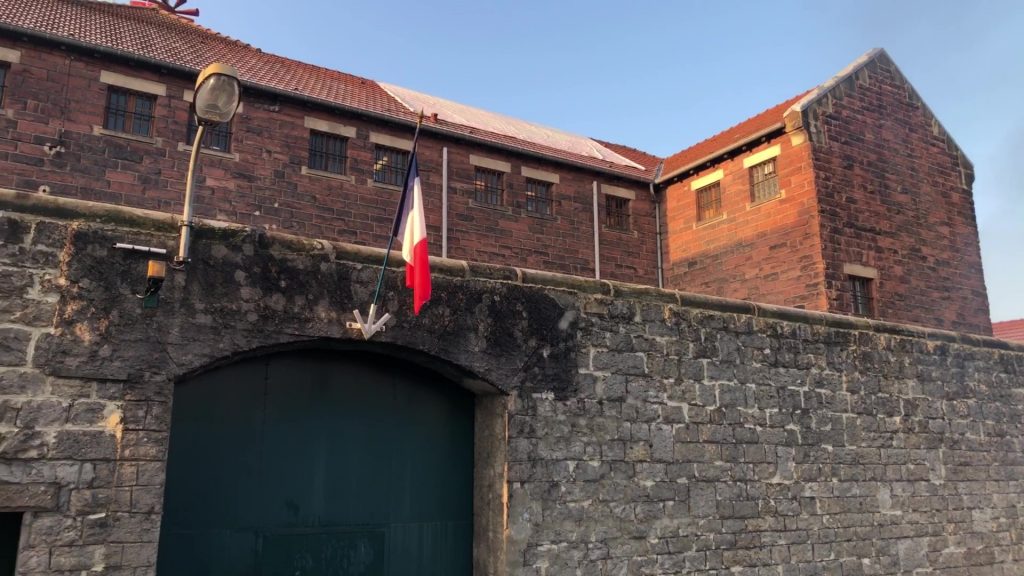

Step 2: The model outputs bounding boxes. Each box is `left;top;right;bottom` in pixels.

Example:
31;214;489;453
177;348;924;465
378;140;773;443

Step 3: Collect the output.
442;146;448;259
175;124;206;265
651;181;663;289
593;180;600;280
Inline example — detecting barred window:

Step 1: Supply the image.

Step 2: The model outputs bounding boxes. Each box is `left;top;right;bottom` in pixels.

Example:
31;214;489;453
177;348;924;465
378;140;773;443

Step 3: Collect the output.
186;115;232;152
373;146;409;187
605;196;630;230
850;276;874;317
104;88;155;137
749;158;779;203
525;179;552;215
474;167;503;206
308;131;347;174
0;65;7;107
696;182;722;222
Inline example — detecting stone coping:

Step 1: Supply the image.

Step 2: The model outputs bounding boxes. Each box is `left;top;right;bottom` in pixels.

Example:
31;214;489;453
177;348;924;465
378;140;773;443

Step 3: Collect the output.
2;188;1019;353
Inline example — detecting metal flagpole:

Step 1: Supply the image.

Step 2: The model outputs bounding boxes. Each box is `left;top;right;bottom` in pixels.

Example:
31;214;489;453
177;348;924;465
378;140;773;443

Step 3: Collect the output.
349;111;425;339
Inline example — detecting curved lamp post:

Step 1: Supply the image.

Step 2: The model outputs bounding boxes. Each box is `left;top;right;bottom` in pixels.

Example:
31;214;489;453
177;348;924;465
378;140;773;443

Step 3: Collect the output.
174;63;241;266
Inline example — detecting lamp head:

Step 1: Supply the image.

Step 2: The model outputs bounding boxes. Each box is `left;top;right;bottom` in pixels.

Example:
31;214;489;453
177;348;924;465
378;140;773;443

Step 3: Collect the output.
193;63;240;125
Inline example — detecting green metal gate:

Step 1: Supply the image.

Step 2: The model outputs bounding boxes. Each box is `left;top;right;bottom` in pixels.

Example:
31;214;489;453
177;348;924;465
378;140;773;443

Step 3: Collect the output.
156;349;474;575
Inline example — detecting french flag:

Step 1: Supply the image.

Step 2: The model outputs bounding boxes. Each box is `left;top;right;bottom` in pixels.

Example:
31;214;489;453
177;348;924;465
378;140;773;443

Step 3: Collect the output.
393;154;431;314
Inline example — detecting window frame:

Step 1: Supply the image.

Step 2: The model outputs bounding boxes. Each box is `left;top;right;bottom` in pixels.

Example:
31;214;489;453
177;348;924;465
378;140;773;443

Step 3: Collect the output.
103;87;156;137
373;145;410;187
604;195;630;230
696;181;723;222
473;167;504;206
307;130;348;175
186;114;233;153
849;275;875;317
524;178;553;216
749;158;780;203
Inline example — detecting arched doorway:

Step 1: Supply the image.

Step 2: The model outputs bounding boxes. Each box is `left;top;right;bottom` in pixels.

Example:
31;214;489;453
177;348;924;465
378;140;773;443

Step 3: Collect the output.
156;349;475;575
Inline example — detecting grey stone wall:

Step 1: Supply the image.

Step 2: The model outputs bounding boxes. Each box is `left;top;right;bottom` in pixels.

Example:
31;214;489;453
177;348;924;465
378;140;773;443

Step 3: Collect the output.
1;191;1022;575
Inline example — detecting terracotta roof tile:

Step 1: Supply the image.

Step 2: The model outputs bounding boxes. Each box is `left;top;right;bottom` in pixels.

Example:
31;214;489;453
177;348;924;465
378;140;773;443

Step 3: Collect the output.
659;91;810;181
993;319;1024;342
0;0;656;179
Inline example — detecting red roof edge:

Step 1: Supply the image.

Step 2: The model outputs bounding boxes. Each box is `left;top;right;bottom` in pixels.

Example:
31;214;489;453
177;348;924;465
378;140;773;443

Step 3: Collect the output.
658;91;810;183
993;319;1024;342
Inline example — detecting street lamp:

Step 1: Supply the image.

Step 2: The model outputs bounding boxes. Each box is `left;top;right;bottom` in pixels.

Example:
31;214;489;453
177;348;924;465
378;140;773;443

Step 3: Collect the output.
174;63;241;266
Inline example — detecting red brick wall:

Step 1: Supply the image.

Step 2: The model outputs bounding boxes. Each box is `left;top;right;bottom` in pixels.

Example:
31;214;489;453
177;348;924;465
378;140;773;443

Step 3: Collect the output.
0;39;657;285
661;132;828;310
801;55;991;335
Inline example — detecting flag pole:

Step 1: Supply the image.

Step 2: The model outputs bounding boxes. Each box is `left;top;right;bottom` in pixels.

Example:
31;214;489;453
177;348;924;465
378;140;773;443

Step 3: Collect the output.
369;110;425;311
349;110;426;339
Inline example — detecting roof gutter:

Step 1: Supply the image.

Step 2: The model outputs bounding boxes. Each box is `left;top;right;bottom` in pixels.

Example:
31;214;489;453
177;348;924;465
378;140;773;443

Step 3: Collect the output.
0;22;654;183
655;122;784;185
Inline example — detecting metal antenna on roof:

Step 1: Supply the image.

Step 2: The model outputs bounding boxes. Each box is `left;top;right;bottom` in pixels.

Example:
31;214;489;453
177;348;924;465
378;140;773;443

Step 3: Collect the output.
144;0;200;18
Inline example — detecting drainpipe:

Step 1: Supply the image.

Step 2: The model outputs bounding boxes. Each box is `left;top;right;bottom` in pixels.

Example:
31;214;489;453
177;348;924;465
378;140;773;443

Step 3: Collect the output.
650;180;663;289
442;146;448;259
592;181;600;280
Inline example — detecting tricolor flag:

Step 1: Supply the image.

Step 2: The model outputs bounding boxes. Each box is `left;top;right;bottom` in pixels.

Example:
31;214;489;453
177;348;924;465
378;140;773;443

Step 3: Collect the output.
393;153;431;314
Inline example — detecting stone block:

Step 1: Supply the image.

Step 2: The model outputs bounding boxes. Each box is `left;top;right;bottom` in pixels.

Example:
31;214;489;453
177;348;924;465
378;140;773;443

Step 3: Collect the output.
0;483;58;510
0;327;32;366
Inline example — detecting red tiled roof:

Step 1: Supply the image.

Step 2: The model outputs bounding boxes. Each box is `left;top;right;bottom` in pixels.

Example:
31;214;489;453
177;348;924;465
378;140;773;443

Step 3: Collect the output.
659;91;810;181
993;319;1024;342
0;0;657;179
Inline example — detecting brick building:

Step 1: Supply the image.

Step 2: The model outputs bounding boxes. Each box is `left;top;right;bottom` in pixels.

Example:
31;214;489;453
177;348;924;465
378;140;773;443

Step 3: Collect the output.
0;2;990;332
0;3;1022;575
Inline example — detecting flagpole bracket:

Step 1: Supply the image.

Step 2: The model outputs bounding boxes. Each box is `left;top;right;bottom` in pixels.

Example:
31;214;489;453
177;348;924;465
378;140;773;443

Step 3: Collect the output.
348;304;392;340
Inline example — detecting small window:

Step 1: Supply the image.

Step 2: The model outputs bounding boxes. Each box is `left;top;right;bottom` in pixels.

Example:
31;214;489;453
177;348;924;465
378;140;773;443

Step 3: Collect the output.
605;195;630;230
186;115;233;152
750;158;779;203
474;167;504;206
850;276;874;316
0;65;7;107
104;88;156;137
525;179;552;216
696;182;722;222
0;513;21;576
308;130;347;174
373;146;410;187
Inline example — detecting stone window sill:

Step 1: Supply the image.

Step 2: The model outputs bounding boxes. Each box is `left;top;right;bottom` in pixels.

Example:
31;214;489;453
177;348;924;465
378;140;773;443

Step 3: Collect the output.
177;142;239;161
301;166;354;183
371;181;403;192
524;210;558;222
694;214;726;229
602;225;636;237
747;191;784;210
93;126;160;146
469;199;511;213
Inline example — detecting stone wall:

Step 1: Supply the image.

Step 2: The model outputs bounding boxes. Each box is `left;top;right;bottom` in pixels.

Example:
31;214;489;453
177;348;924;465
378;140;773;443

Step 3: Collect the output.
0;193;1022;575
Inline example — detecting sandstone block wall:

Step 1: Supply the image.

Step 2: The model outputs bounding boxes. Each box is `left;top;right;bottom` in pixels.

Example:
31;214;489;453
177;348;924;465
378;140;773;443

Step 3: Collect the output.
0;197;1021;575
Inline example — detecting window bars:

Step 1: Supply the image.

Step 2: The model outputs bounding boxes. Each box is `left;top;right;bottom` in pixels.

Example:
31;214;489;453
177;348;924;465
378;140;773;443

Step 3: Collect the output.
373;146;410;187
749;158;779;203
474;167;503;206
308;131;348;174
605;195;630;230
104;88;156;137
525;179;553;215
696;182;722;222
187;116;232;152
850;276;874;316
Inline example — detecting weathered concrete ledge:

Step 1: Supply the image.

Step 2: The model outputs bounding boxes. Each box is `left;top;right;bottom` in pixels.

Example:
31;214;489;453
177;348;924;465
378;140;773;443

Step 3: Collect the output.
3;188;1020;353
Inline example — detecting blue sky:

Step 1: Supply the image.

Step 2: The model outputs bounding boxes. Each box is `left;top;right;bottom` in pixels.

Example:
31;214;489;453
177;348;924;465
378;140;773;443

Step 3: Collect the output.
190;0;1023;321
